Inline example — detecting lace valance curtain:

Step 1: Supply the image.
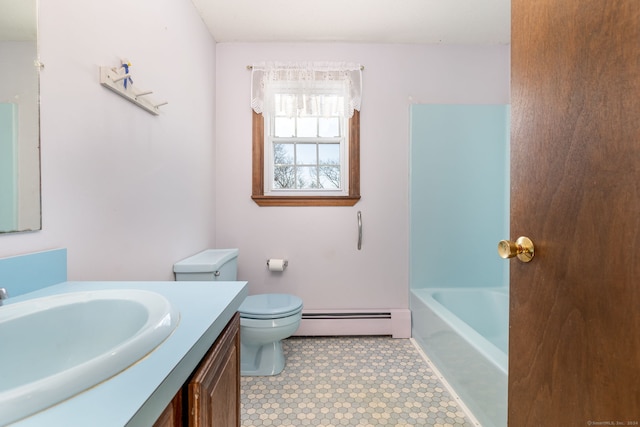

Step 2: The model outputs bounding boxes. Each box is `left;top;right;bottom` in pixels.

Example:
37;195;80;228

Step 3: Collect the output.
250;62;363;118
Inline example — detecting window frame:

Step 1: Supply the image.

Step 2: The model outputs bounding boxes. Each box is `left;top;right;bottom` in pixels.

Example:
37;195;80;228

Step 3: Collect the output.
266;111;347;196
252;110;360;207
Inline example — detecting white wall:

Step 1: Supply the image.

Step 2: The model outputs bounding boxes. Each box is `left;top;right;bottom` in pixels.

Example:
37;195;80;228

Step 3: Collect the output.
0;0;218;280
0;4;509;299
214;43;509;310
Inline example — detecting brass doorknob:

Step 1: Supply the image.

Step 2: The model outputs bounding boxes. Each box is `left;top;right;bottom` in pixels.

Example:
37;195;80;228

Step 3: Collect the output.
498;236;535;262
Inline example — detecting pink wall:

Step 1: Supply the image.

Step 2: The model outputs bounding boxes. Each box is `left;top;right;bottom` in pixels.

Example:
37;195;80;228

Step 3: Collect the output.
214;43;509;310
0;1;509;303
0;0;218;280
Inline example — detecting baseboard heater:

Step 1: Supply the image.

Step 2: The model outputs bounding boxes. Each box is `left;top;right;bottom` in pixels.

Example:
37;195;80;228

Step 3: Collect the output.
294;309;411;338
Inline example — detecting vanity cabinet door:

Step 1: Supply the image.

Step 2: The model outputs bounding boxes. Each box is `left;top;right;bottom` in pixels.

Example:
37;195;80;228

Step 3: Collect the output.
153;391;183;427
188;313;240;427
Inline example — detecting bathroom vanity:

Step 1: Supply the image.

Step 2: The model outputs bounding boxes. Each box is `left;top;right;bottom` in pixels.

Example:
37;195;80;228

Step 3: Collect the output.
154;313;240;427
3;280;247;427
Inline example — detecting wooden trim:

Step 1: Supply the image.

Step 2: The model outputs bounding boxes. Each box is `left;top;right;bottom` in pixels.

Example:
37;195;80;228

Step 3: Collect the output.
348;110;360;198
251;110;361;207
251;112;265;197
251;195;361;207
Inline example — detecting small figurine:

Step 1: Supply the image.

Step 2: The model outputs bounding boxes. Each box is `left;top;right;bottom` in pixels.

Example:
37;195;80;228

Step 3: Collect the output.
120;60;133;89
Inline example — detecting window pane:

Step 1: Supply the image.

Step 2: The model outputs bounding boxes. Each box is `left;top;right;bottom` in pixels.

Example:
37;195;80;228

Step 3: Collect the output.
319;166;341;189
296;143;317;165
298;166;319;189
274;117;295;137
297;117;317;137
318;143;340;164
319;117;340;137
273;165;296;189
274;143;294;165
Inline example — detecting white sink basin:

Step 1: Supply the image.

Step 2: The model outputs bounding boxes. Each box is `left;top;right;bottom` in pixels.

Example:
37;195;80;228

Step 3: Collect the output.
0;289;180;425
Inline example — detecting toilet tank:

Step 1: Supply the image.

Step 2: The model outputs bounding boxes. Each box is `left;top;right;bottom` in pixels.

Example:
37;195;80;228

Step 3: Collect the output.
173;249;238;281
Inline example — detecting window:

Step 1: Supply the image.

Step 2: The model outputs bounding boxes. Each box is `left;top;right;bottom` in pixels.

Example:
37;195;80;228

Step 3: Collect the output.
250;62;361;207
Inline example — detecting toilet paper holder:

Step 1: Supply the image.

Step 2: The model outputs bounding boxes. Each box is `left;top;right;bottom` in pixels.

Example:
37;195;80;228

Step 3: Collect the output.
266;259;288;271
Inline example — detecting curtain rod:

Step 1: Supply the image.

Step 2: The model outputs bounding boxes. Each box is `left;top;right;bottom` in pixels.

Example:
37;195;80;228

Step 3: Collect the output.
246;65;364;70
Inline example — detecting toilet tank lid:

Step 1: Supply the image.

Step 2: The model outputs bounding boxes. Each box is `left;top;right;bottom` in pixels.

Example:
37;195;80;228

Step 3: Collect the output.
173;249;239;273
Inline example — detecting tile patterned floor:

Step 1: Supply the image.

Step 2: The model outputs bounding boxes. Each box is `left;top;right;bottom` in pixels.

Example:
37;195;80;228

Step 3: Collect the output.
241;336;476;427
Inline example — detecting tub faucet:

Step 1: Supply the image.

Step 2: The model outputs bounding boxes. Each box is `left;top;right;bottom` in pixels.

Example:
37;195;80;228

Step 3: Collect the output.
0;288;8;306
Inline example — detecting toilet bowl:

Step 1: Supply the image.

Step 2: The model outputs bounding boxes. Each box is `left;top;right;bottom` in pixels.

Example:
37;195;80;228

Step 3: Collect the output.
239;293;303;376
173;249;303;377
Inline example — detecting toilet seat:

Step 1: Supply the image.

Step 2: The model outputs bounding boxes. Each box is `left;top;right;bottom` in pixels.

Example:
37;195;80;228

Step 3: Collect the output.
240;314;301;329
239;294;303;320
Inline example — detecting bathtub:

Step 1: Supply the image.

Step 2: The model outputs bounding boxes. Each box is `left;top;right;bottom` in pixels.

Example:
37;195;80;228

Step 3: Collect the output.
411;287;508;427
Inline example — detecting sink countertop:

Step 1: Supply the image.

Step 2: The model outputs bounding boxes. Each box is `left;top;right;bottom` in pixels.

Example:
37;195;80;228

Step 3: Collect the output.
4;280;248;427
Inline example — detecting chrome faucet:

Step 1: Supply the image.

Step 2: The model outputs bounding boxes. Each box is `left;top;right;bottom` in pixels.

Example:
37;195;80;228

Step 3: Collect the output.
0;288;8;306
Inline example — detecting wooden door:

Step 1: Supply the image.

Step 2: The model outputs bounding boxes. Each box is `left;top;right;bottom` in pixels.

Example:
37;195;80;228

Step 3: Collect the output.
509;1;640;425
189;313;240;427
153;392;183;427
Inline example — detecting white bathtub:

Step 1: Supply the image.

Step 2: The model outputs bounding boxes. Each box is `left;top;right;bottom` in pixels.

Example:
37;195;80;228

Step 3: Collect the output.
411;287;508;427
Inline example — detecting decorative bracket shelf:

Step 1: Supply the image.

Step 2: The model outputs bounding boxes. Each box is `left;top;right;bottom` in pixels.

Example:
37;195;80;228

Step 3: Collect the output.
99;66;167;116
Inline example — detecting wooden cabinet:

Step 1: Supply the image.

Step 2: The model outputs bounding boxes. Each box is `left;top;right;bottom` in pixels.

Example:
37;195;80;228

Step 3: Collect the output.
153;313;240;427
153;392;183;427
189;313;240;427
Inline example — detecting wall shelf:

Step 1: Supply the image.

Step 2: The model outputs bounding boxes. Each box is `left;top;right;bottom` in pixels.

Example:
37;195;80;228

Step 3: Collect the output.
99;66;167;116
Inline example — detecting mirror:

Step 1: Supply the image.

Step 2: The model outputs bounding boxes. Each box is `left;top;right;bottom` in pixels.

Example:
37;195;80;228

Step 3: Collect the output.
0;0;40;233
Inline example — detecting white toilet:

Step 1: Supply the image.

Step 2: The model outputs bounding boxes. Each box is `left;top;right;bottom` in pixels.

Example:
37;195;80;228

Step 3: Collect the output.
173;249;302;376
